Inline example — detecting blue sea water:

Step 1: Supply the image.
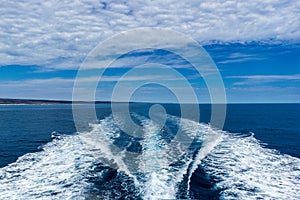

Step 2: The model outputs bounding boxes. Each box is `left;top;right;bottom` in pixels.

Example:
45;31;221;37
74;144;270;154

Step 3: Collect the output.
0;103;299;199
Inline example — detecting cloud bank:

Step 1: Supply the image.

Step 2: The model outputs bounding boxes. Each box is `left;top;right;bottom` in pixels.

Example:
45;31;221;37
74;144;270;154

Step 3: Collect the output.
0;0;299;68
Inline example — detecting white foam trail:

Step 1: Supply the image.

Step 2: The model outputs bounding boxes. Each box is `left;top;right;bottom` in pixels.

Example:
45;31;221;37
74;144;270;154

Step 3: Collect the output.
202;133;300;200
135;114;177;199
80;113;178;199
134;114;171;172
0;114;140;200
179;118;223;192
167;116;223;195
0;134;94;200
79;115;138;185
133;114;221;200
80;113;221;200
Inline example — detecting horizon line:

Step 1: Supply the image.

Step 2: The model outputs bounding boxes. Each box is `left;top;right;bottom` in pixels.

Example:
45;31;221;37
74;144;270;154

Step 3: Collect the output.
0;98;299;105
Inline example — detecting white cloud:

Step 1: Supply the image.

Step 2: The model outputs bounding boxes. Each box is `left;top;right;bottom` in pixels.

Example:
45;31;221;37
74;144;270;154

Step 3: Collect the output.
77;74;185;83
0;0;299;69
217;53;265;64
0;74;186;91
228;74;300;80
0;74;192;100
0;78;74;100
227;74;300;85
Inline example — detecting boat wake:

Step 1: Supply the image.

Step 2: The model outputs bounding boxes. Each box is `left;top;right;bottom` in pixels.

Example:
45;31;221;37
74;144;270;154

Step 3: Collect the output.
0;133;93;200
202;132;300;199
0;113;299;199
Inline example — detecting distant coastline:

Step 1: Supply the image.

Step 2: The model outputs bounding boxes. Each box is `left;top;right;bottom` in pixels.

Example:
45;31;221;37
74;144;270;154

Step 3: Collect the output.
0;98;111;104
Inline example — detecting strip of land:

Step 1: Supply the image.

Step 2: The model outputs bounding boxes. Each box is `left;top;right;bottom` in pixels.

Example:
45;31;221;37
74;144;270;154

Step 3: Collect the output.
0;98;111;104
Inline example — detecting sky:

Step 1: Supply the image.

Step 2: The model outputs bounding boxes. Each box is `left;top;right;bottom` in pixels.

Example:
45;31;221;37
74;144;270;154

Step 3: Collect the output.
0;0;299;103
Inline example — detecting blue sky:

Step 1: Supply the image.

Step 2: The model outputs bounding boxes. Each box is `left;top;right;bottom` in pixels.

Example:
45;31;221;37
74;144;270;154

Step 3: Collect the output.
0;0;299;103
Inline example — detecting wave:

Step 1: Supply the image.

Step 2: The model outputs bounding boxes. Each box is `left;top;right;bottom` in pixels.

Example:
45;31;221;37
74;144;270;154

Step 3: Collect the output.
0;113;299;199
201;132;300;200
77;113;219;199
133;114;221;199
79;113;222;199
0;133;94;200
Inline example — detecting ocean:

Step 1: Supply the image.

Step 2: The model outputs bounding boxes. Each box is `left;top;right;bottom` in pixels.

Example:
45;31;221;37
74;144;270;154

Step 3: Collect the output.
0;103;299;199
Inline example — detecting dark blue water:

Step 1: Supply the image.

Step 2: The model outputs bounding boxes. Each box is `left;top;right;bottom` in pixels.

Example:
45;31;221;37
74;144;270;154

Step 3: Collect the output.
0;104;299;199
